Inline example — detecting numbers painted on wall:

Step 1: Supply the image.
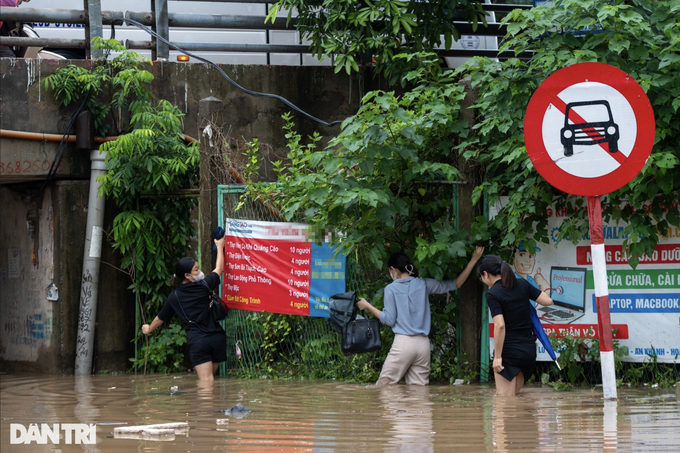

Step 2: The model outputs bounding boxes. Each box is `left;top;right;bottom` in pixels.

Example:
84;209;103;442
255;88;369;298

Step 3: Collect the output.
0;160;63;175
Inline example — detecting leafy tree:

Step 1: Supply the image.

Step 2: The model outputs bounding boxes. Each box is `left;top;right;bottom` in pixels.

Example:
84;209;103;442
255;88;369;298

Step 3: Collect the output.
456;0;680;265
250;0;680;276
267;0;488;81
244;53;475;279
243;0;678;383
44;39;199;373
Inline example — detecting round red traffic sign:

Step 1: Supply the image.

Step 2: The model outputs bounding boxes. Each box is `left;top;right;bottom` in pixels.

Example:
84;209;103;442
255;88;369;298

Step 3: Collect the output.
524;63;655;197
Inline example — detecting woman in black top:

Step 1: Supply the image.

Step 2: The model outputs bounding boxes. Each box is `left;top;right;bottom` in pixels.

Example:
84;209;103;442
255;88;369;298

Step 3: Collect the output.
478;254;553;396
142;235;226;380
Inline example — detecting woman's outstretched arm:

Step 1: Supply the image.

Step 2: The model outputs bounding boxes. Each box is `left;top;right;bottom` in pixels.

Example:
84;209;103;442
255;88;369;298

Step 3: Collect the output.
212;236;226;276
456;246;485;288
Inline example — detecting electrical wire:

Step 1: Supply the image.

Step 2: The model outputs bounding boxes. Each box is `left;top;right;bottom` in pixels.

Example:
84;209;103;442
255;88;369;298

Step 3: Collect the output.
39;89;91;193
112;18;342;128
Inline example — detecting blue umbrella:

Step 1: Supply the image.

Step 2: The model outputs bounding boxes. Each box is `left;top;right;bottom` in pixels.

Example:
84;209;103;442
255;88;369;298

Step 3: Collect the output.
529;305;562;370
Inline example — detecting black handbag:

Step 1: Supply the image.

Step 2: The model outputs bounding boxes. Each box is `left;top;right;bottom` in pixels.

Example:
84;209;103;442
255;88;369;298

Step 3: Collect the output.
341;310;382;353
200;280;229;321
329;291;357;334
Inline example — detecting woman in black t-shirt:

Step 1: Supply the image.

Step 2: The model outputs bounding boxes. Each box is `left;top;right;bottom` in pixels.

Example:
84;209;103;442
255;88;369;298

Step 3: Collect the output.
478;254;553;396
142;235;226;380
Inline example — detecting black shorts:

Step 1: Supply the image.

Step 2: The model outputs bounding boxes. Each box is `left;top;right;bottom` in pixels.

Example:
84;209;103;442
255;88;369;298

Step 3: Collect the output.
189;330;227;366
497;339;536;382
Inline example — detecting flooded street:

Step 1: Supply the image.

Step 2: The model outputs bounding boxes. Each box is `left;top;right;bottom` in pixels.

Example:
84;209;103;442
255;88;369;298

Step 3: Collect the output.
1;373;679;452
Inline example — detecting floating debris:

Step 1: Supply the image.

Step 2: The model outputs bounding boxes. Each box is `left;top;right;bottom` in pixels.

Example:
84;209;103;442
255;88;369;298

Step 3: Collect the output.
219;404;251;419
113;422;189;441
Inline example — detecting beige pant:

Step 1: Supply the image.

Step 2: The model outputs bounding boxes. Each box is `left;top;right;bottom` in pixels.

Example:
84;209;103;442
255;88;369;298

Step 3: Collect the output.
376;334;431;386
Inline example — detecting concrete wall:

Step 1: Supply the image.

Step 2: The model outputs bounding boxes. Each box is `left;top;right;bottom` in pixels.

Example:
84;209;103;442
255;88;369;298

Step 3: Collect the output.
0;181;135;373
0;186;57;369
0;58;376;373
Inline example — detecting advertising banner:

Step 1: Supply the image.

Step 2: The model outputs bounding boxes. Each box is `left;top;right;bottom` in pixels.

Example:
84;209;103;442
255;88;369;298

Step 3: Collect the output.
222;218;346;317
489;201;680;363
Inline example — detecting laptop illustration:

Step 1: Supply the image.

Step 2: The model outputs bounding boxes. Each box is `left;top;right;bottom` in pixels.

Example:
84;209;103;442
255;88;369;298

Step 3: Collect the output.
536;266;587;324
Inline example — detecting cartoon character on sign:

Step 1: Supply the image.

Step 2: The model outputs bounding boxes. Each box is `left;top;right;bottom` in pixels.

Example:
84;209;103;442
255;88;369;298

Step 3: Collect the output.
560;100;620;157
513;241;549;307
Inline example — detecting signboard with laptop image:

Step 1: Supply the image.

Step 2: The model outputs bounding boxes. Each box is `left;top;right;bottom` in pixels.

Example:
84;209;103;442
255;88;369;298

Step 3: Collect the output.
536;267;587;324
488;199;680;363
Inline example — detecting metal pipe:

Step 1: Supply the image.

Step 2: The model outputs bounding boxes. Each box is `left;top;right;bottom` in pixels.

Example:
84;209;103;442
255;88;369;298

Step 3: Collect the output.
125;11;297;29
124;11;506;35
0;128;196;143
125;39;525;59
74;148;108;375
0;8;123;25
1;129;76;142
0;37;87;48
126;40;311;53
169;0;531;11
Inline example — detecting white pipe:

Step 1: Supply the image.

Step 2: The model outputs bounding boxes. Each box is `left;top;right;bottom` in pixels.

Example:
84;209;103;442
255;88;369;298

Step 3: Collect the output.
74;149;107;375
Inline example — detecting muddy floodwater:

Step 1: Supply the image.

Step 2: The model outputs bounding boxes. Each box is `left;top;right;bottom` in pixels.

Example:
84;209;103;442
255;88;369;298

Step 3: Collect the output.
1;373;679;452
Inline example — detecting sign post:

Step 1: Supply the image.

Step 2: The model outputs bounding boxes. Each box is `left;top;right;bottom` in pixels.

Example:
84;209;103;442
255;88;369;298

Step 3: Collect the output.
587;195;616;398
524;62;655;399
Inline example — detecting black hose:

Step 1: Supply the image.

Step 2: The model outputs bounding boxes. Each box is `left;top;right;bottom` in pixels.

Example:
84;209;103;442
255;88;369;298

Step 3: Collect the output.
112;18;342;128
40;89;91;192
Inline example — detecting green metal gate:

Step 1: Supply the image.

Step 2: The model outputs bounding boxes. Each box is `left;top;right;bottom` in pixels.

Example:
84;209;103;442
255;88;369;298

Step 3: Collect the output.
216;185;386;379
214;184;488;382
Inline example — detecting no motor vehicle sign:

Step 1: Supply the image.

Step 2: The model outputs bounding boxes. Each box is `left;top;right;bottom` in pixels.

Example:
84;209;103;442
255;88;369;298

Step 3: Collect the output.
524;63;655;197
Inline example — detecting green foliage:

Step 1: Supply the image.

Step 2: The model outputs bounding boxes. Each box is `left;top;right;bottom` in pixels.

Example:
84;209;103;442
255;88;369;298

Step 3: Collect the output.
430;347;480;385
454;0;680;264
257;0;680;272
245;57;477;280
243;0;679;384
97;99;200;311
42;38;153;136
551;329;603;384
130;320;187;374
538;329;627;388
267;0;487;81
538;334;679;390
261;312;293;364
231;312;385;382
619;350;680;388
44;38;198;372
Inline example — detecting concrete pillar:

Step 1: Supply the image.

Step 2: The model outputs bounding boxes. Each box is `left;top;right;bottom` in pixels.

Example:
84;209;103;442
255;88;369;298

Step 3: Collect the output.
84;0;103;59
198;97;224;270
74;150;107;375
152;0;169;60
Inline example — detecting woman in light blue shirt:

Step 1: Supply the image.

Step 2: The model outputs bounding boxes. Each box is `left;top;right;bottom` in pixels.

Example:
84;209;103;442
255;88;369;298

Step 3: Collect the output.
357;247;484;385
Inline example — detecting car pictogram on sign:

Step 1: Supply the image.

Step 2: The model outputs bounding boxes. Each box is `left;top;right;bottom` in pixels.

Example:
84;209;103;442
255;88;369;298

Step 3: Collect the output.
560;100;619;157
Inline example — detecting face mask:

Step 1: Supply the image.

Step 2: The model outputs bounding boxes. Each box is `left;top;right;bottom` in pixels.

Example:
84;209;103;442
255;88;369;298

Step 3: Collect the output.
188;271;205;282
389;270;397;281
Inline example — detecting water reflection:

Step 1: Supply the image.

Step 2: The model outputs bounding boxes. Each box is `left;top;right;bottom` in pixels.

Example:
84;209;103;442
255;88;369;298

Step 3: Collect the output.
380;385;434;452
1;374;680;452
603;400;618;452
74;375;101;453
491;395;540;452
